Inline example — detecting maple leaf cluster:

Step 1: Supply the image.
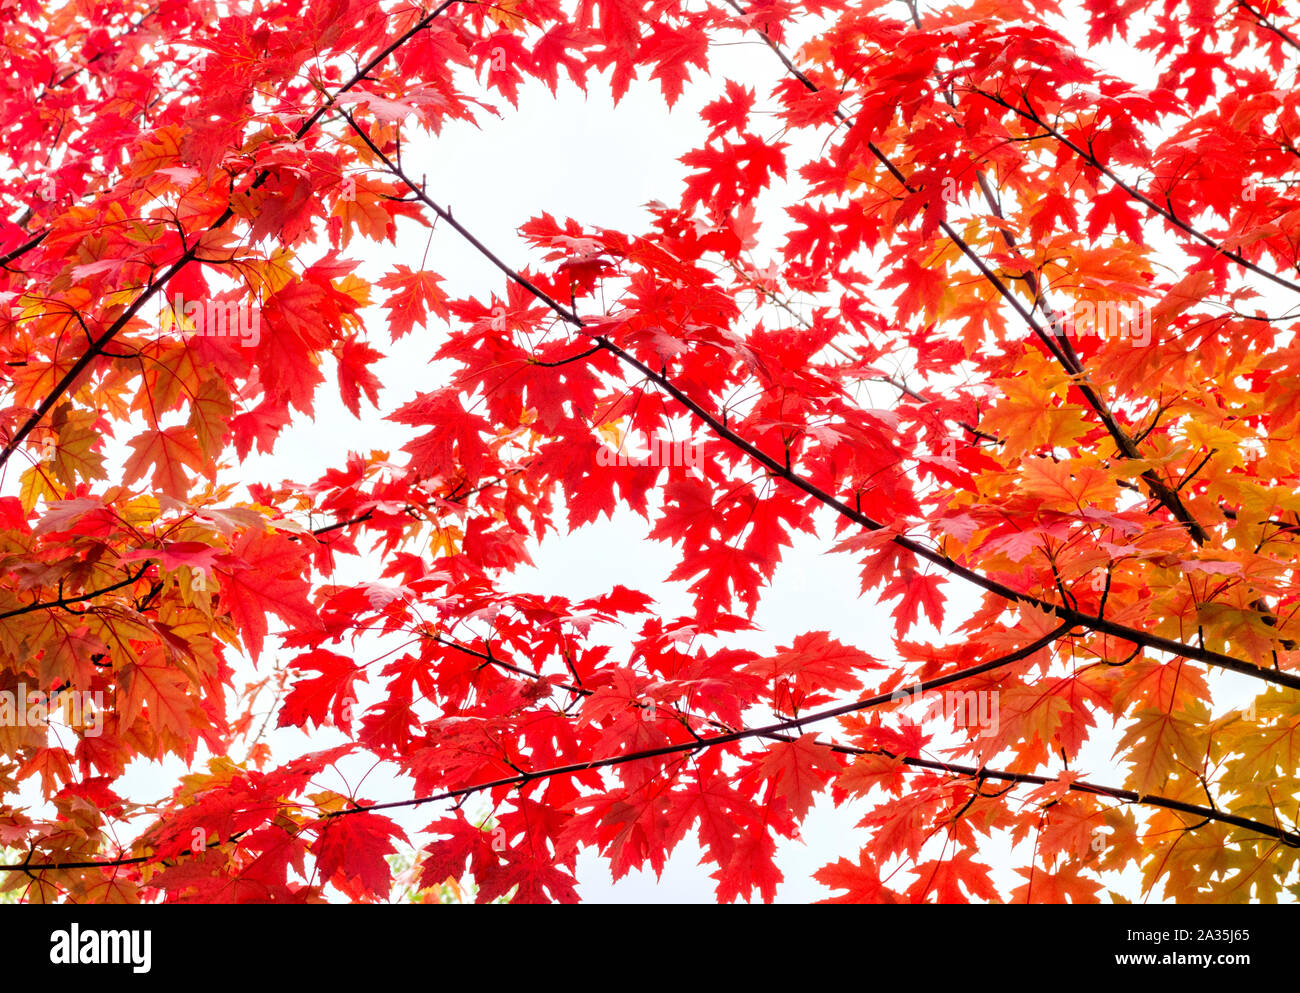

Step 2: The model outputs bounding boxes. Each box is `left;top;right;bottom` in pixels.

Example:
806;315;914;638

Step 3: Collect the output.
1;0;1300;904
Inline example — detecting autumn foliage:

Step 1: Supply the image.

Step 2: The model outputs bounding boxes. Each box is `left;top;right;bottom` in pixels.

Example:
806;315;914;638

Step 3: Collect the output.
3;0;1300;904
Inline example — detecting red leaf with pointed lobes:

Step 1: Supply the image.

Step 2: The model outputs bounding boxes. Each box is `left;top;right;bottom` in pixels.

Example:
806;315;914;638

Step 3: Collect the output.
1010;864;1103;904
905;856;1001;904
277;649;367;733
750;733;843;820
711;826;782;904
122;426;208;499
885;572;946;636
215;529;323;660
336;338;384;415
701;79;756;139
747;631;882;709
378;265;450;340
311;812;409;900
640;22;709;107
815;848;901;904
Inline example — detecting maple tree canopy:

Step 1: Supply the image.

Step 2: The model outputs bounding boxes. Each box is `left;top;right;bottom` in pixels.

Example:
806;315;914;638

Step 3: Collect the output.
2;0;1300;905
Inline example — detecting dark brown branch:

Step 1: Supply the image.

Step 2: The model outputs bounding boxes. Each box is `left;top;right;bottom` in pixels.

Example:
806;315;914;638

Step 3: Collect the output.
1235;0;1300;54
0;0;468;471
348;103;1300;692
976;88;1300;298
0;565;151;621
11;620;1297;874
730;0;1213;548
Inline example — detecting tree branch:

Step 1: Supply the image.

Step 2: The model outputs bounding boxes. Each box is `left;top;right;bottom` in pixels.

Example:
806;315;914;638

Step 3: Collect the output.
10;618;1297;876
345;107;1300;692
0;0;468;471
